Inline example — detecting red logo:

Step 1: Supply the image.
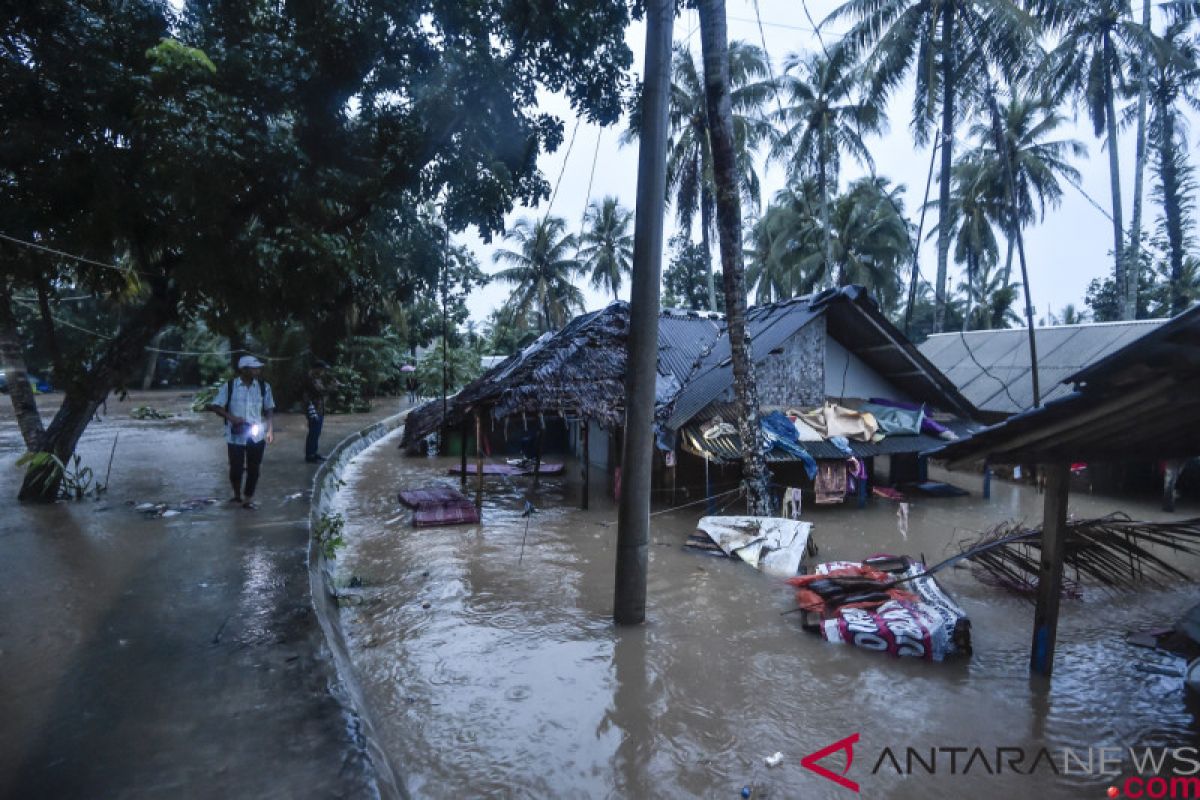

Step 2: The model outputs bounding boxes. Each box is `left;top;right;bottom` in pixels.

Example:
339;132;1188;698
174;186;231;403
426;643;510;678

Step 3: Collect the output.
801;733;861;792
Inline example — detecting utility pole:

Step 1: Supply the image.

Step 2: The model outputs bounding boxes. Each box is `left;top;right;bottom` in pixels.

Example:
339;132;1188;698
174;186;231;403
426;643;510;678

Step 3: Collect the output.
613;0;672;626
441;213;449;427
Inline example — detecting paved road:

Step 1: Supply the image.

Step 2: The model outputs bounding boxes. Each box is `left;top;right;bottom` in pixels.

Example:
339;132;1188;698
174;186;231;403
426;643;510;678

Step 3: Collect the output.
0;391;406;799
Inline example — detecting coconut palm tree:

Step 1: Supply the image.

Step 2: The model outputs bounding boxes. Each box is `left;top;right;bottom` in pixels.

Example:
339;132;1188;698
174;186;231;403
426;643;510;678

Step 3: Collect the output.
936;159;1001;329
492;216;583;334
1139;20;1200;315
961;94;1085;285
577;196;634;300
628;40;771;311
828;0;1035;332
747;177;911;310
1035;0;1151;319
769;46;886;284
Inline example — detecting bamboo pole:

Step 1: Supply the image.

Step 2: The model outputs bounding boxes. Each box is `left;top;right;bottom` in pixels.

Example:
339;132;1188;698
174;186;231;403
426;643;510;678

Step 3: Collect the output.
581;420;590;510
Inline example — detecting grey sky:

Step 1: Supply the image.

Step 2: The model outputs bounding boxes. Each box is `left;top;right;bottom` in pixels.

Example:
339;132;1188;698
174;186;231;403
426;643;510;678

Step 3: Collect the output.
461;0;1185;327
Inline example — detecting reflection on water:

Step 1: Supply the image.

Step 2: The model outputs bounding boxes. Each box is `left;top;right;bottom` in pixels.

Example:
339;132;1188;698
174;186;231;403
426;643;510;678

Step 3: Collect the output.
333;430;1198;799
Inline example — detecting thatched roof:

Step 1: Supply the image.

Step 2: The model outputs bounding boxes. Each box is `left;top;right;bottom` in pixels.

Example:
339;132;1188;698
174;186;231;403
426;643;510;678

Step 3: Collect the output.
401;302;634;447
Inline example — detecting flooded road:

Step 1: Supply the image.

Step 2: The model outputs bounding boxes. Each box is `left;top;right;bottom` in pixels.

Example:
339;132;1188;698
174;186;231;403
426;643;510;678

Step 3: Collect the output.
334;429;1198;799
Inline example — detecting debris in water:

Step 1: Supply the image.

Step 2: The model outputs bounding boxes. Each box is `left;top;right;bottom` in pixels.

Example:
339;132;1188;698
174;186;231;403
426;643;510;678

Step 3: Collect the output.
764;752;784;768
421;600;432;609
130;405;173;420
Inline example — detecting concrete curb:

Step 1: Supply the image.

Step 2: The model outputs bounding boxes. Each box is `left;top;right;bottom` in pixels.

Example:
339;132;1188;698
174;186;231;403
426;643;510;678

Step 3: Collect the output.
308;411;409;800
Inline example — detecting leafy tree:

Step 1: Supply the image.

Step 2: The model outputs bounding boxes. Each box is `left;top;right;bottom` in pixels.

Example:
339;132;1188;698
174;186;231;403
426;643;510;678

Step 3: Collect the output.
956;260;1022;329
492;216;584;334
829;0;1035;331
627;41;771;311
1139;20;1200;315
662;235;723;310
769;47;885;280
483;307;540;357
578;196;634;299
2;0;633;500
1035;0;1151;319
415;337;482;397
747;178;911;310
960;94;1085;285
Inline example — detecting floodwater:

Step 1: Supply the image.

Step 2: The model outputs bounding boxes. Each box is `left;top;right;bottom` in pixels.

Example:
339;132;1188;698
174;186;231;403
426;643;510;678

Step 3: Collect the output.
333;429;1199;800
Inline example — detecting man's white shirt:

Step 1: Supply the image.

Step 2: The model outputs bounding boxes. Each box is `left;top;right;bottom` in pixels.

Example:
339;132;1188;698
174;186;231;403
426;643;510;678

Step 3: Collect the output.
213;379;276;445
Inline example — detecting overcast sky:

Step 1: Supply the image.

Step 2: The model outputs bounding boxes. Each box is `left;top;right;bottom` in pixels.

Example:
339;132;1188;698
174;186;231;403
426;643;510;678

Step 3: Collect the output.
459;0;1182;327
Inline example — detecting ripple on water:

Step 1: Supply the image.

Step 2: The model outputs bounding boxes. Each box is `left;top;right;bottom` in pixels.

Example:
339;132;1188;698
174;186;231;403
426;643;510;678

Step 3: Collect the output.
333;429;1200;800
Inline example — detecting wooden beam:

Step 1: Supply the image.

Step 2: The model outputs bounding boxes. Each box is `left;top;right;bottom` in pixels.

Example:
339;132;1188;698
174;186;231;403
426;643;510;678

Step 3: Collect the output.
581;420;590;510
475;410;484;511
946;377;1173;470
460;421;468;489
1030;462;1070;677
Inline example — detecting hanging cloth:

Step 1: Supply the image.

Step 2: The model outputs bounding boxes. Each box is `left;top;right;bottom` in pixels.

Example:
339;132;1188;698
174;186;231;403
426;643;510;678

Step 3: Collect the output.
782;487;804;520
814;461;847;504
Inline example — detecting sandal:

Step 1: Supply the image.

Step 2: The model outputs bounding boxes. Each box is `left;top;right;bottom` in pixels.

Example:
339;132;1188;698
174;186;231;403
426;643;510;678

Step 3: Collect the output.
242;500;258;510
228;496;243;504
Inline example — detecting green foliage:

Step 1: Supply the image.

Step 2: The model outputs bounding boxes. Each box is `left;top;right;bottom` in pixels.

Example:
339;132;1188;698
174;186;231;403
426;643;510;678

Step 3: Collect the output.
324;366;370;414
663;235;723;311
191;382;221;413
492;216;584;333
14;451;101;500
338;334;408;397
314;512;345;560
579;197;634;299
415;338;483;397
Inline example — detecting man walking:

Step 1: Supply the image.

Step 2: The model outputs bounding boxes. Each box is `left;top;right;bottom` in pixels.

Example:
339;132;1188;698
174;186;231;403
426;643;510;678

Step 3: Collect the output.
302;359;333;463
208;355;275;509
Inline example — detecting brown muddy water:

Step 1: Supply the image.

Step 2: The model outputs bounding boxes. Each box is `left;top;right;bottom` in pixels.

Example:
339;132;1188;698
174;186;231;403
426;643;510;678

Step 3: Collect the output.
333;428;1199;800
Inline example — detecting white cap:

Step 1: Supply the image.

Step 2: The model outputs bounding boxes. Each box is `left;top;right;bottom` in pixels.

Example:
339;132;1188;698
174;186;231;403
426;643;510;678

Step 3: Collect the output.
237;355;265;369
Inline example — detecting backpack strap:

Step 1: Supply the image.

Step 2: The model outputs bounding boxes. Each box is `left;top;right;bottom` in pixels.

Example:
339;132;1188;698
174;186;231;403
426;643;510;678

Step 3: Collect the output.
224;379;235;414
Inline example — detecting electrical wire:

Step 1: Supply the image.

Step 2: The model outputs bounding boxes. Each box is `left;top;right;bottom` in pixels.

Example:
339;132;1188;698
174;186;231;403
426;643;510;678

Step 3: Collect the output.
0;232;148;277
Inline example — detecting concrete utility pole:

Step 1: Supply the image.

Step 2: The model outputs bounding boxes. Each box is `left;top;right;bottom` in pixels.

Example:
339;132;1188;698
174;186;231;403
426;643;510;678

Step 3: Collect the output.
1030;462;1069;676
613;0;672;626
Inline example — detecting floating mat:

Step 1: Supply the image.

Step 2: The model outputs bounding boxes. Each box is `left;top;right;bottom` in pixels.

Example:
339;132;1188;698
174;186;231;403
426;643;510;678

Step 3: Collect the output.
448;462;564;476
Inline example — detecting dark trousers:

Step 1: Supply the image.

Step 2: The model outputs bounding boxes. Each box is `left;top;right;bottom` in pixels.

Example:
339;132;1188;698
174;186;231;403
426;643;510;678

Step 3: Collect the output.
228;440;267;498
306;414;324;459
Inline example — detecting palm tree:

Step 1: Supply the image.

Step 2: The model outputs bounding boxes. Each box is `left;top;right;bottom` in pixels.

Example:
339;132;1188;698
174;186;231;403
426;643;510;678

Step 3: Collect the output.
492;216;583;334
747;177;911;310
770;46;885;283
577;196;634;299
631;40;771;311
698;0;772;515
1036;0;1150;319
956;259;1022;328
935;159;1001;329
1140;20;1200;315
828;0;1035;332
962;94;1085;285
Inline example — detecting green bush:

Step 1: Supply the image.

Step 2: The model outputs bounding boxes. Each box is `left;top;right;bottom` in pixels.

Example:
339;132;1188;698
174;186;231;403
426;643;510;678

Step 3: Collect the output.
324;365;370;414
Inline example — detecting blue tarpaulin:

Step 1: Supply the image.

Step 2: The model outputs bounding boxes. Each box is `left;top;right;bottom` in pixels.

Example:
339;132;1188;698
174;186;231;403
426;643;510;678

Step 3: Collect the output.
761;411;817;479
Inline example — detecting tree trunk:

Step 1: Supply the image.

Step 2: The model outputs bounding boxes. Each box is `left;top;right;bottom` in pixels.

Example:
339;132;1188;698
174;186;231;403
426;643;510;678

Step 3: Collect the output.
701;187;718;311
1126;0;1152;321
698;0;771;516
142;330;164;390
818;131;835;289
1001;235;1015;287
19;281;178;501
1159;110;1188;316
933;0;956;333
0;284;46;450
1103;34;1129;319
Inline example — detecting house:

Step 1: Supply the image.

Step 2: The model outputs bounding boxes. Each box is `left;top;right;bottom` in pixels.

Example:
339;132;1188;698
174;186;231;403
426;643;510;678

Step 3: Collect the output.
917;320;1165;420
400;287;980;509
658;286;979;503
930;302;1200;674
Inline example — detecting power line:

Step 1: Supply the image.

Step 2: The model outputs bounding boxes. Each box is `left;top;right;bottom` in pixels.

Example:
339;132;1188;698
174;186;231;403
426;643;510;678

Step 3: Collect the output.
545;116;582;220
0;231;146;277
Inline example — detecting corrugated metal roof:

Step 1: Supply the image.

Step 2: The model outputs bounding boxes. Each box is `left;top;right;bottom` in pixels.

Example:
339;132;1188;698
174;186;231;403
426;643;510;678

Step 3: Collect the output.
931;304;1200;464
657;311;722;385
918;320;1164;415
663;286;976;431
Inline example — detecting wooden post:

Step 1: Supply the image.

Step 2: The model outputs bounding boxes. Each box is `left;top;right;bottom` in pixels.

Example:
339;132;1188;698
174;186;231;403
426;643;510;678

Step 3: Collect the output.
460;421;469;489
475;410;484;510
1163;459;1183;512
1030;462;1070;677
532;427;543;489
581;420;590;510
983;460;992;500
